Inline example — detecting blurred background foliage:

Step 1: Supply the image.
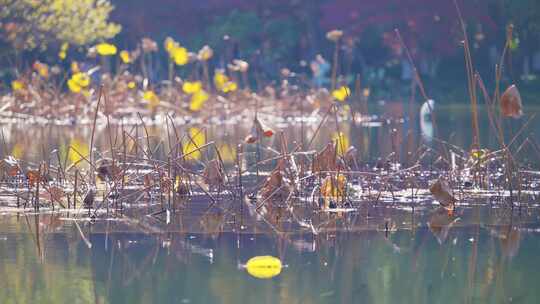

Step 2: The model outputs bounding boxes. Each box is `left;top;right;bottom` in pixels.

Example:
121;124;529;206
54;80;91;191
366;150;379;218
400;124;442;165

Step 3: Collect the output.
1;0;540;101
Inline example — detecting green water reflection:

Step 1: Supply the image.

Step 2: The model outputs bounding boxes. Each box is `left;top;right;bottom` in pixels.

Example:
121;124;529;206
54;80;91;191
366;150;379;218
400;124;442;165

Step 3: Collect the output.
0;213;539;304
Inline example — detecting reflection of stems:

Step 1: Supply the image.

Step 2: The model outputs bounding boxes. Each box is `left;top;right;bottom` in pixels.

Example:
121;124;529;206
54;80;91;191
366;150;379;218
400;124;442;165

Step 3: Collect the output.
331;39;340;91
454;0;479;149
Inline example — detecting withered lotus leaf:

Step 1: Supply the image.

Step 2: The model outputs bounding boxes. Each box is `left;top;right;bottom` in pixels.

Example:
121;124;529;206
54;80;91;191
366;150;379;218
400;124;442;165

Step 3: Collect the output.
500;84;523;118
429;178;457;208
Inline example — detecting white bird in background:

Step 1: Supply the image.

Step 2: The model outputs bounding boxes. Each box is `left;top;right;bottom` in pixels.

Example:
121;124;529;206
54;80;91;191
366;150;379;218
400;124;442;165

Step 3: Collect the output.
420;99;435;141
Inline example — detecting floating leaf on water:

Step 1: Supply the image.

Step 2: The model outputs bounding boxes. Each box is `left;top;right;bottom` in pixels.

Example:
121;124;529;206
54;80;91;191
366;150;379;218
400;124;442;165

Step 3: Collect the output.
500;84;523;118
429;178;457;208
245;255;282;279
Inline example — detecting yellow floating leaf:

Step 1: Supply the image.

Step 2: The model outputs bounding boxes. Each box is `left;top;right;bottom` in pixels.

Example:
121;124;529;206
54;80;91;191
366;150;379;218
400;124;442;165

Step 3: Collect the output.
72;72;90;87
143;90;160;110
332;86;350;102
170;46;189;65
189;90;209;111
214;71;229;90
67;79;81;93
182;81;202;94
96;43;117;56
245;256;282;279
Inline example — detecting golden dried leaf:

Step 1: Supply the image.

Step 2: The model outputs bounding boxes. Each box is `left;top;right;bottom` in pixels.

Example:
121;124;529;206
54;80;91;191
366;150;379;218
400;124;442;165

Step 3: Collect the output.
500;84;523;118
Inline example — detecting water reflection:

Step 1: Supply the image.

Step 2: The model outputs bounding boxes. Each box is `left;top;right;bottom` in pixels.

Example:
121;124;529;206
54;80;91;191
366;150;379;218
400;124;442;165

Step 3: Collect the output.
0;210;539;304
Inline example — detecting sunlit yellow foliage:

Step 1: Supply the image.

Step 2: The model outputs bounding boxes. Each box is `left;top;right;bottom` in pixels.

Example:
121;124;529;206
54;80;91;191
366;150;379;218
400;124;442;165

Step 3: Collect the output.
143;90;159;110
127;81;136;89
32;61;49;78
189;90;209;111
332;86;350;102
170;45;189;66
332;132;350;156
320;174;347;208
245;256;282;279
217;144;236;164
58;42;68;60
214;71;229;89
68;138;89;165
213;71;237;93
67;72;90;93
182;81;202;94
95;42;117;56
0;0;121;50
11;80;24;91
120;50;131;63
183;127;205;161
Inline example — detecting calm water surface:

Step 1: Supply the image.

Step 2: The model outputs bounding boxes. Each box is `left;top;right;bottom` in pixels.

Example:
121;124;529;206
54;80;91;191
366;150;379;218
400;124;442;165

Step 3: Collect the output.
0;103;539;303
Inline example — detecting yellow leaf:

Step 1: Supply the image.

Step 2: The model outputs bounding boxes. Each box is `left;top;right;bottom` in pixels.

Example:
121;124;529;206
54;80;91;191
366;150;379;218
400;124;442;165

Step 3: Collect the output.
143;90;160;110
67;79;81;93
213;71;229;90
182;127;205;160
120;50;131;64
96;42;117;56
127;81;136;89
222;81;237;93
189;90;209;111
245;256;282;279
332;132;350;156
320;174;347;208
72;72;90;87
182;81;202;94
11;80;24;91
170;46;188;65
69;138;89;165
332;86;350;102
217;144;236;164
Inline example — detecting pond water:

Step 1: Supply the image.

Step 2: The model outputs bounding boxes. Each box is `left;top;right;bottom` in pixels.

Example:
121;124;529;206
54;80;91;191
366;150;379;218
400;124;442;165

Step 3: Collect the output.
0;102;539;303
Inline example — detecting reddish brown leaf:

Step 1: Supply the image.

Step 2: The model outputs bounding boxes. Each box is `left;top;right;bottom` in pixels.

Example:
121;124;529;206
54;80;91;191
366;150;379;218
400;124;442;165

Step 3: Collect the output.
500;84;523;118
